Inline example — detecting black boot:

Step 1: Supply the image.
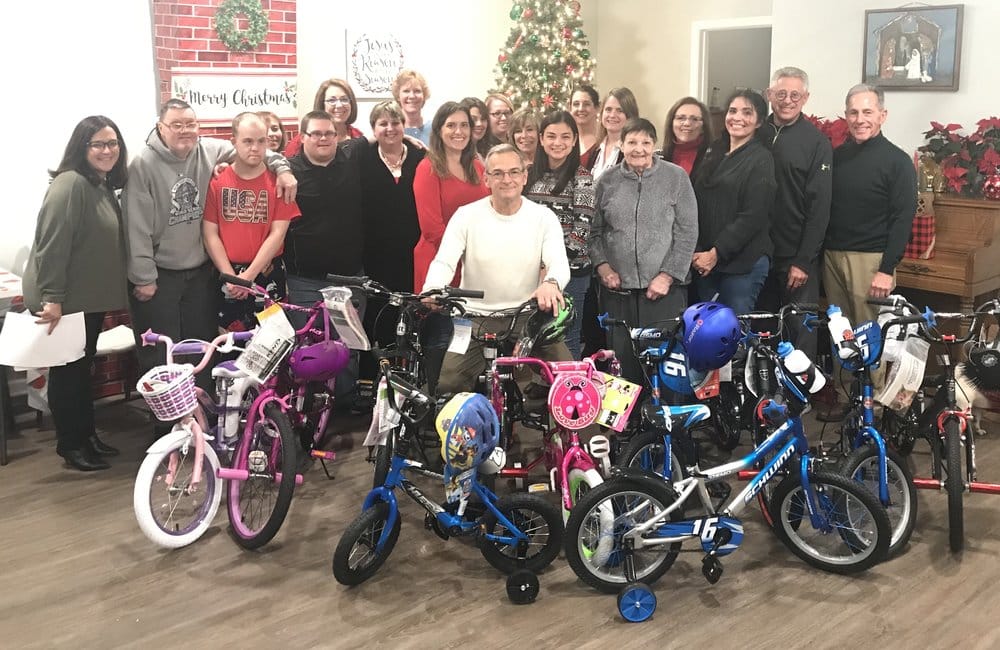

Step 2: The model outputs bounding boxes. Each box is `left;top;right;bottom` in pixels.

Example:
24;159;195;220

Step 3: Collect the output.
60;448;110;471
87;434;120;456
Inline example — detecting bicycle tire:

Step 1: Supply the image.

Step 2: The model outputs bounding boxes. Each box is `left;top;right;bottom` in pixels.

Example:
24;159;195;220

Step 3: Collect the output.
133;432;222;549
372;426;398;489
615;429;685;484
479;492;563;574
227;402;298;550
564;478;682;594
945;418;964;552
769;470;890;573
332;501;401;585
839;445;917;558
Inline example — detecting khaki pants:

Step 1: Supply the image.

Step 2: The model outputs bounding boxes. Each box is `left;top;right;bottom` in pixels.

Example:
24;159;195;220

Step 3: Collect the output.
823;250;894;389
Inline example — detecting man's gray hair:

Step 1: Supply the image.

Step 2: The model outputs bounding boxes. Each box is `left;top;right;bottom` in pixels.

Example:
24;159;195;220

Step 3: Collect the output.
845;83;885;110
771;66;809;91
484;143;525;169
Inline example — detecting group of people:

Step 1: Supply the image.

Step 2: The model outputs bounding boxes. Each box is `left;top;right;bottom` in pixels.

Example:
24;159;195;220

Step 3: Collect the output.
21;65;916;471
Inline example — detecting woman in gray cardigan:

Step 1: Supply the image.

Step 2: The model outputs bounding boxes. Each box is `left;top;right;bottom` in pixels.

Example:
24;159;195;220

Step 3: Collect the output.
22;116;129;471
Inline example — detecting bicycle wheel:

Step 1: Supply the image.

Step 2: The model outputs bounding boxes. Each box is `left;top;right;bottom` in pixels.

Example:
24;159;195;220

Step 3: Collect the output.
840;445;917;558
564;478;682;594
945;418;964;552
479;493;563;573
769;470;890;573
332;501;401;585
227;402;298;550
616;430;685;484
372;425;398;489
134;432;222;549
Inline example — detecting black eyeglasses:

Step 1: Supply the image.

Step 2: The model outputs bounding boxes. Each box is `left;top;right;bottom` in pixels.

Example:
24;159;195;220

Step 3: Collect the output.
305;130;338;140
87;140;120;151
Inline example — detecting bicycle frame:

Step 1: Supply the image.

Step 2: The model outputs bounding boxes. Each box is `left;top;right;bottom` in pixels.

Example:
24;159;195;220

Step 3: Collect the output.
624;411;828;553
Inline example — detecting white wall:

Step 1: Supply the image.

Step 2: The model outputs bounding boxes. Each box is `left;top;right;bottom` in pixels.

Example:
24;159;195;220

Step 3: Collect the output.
771;0;1000;156
1;0;158;272
296;0;519;135
706;27;772;103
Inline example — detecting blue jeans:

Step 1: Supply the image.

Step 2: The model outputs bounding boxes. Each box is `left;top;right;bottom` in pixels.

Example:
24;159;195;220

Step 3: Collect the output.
694;255;770;315
286;274;367;407
564;273;590;359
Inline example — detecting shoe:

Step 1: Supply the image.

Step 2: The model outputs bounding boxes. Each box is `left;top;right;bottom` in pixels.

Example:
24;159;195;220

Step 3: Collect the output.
87;434;120;456
60;448;110;471
816;403;850;423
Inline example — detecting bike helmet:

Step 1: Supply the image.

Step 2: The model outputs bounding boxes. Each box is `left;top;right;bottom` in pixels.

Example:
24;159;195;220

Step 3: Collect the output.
682;302;740;372
436;392;501;488
514;296;576;358
287;340;350;383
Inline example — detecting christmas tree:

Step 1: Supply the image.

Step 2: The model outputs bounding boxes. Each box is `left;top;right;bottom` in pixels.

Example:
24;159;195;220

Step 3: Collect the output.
493;0;596;111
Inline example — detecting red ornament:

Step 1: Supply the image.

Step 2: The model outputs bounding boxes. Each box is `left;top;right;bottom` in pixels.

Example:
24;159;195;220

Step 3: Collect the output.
565;64;575;73
523;8;534;19
569;1;581;15
562;27;572;39
499;53;508;63
983;174;1000;200
543;94;554;107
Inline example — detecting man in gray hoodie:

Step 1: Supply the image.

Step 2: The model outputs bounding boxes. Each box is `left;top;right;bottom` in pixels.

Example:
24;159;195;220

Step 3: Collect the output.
124;99;296;435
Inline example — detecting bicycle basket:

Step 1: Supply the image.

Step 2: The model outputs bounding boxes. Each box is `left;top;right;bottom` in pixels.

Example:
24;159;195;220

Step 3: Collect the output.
137;364;198;421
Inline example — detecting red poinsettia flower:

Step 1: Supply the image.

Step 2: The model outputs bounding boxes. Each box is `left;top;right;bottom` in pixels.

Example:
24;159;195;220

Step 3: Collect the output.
930;121;963;132
942;162;969;193
976;117;1000;133
979;147;1000;174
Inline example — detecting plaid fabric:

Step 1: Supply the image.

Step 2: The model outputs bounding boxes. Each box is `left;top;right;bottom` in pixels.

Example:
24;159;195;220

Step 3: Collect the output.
905;192;935;259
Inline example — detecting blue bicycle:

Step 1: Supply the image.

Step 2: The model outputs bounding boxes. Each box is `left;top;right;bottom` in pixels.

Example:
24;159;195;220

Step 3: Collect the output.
332;362;563;603
564;334;891;622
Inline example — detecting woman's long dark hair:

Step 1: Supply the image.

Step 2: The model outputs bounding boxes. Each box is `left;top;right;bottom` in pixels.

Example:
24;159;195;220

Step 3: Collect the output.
50;115;128;189
697;89;766;184
528;110;581;196
427;102;479;185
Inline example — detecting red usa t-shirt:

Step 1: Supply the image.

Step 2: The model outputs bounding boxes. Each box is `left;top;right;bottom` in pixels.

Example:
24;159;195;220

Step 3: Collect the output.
204;166;300;264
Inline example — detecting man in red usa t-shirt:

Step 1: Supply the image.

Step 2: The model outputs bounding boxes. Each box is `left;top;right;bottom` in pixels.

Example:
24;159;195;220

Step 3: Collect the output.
203;112;300;330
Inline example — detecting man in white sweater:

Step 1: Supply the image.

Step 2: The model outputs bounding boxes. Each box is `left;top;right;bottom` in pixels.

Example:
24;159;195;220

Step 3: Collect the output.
423;144;571;394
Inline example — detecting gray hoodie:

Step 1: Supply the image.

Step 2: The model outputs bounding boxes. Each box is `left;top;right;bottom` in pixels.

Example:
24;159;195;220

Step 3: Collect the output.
123;130;290;285
589;158;699;289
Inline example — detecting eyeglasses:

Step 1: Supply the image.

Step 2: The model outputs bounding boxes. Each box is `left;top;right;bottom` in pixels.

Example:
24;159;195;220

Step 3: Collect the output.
674;115;703;123
486;168;524;180
87;140;120;151
490;110;513;119
324;97;351;106
161;121;199;133
770;90;805;103
305;130;338;140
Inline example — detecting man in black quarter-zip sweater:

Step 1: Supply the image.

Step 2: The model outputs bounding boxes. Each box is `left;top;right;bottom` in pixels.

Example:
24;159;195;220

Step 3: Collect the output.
824;84;916;391
758;67;832;358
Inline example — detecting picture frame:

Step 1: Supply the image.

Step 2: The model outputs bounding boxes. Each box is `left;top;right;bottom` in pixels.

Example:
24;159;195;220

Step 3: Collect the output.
345;30;405;100
862;4;964;91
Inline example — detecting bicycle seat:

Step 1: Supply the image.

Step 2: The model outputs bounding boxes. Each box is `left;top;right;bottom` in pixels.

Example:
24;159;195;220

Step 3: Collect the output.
212;360;248;379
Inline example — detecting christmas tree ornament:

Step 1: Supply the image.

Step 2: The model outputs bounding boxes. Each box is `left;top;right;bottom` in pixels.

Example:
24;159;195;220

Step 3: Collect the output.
523;8;535;19
510;4;524;19
553;49;561;59
563;27;572;39
984;174;1000;200
499;53;508;63
565;64;575;73
580;49;590;59
573;28;583;38
529;34;540;45
543;94;554;107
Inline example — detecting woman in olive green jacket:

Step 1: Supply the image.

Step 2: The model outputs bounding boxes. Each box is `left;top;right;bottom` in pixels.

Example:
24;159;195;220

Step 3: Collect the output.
22;116;129;471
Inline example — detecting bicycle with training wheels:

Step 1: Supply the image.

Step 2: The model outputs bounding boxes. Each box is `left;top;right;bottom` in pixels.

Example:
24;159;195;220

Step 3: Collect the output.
564;335;891;622
333;361;563;604
133;328;298;550
875;296;1000;552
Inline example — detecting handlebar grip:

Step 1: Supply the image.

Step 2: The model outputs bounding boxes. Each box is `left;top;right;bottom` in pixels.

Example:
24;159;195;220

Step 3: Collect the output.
140;329;162;345
385;369;430;405
591;349;616;361
232;330;255;342
219;273;253;288
791;303;819;312
442;286;484;299
597;313;626;329
866;297;898;306
325;273;369;286
895;314;929;326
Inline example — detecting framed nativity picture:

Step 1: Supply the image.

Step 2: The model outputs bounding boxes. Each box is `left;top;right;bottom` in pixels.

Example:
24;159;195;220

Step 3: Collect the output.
862;4;963;91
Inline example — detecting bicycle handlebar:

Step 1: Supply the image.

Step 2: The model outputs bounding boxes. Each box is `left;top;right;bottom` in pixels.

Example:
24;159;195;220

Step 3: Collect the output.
140;328;254;371
219;272;253;289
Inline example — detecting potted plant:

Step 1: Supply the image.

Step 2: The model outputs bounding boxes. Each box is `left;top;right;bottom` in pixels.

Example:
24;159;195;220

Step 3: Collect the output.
919;118;1000;198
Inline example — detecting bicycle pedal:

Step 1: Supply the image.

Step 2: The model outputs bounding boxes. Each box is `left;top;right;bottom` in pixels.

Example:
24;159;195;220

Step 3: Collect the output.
702;555;723;584
311;450;336;461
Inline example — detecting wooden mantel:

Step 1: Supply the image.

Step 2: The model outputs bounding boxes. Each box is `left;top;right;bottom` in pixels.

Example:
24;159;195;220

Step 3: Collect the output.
895;195;1000;311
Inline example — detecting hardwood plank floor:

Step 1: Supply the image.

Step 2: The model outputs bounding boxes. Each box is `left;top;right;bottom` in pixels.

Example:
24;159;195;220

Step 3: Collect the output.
3;401;1000;649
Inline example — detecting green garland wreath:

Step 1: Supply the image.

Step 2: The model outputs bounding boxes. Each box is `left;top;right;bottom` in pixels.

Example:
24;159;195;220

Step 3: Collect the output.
214;0;269;52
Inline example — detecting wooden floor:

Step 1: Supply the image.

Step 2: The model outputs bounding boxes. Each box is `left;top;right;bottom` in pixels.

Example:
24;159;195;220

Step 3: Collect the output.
4;400;1000;649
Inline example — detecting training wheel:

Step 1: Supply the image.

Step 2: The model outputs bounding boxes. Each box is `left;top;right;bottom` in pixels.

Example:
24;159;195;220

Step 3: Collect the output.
506;568;540;604
617;582;656;622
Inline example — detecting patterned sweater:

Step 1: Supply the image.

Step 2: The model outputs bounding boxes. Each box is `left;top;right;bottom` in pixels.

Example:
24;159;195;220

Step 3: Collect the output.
526;166;595;274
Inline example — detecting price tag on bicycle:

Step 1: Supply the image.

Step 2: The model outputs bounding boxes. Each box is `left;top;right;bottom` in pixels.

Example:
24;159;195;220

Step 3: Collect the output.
448;318;472;354
235;305;295;383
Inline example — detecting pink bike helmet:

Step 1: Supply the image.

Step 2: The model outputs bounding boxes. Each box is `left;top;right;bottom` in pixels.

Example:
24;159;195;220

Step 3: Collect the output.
287;340;350;383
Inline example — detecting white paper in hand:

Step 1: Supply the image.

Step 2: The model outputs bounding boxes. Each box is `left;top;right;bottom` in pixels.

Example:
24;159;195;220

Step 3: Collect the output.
0;311;86;368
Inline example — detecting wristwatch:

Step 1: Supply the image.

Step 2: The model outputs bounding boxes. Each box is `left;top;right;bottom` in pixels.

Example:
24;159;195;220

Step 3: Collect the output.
543;277;560;287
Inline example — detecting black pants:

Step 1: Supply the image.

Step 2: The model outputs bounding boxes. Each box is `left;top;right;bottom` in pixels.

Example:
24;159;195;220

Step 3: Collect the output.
757;259;819;358
49;312;104;454
599;285;688;387
129;264;217;435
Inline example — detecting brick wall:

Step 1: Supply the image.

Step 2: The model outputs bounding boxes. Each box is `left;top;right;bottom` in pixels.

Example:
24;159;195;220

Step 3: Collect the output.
153;0;298;138
92;311;138;400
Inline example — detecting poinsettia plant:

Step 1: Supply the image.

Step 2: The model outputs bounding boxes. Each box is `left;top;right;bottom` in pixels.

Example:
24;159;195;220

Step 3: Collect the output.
919;118;1000;195
804;114;849;149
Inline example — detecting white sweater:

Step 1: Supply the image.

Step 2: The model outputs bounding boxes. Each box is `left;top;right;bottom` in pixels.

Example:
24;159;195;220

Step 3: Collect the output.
423;196;571;313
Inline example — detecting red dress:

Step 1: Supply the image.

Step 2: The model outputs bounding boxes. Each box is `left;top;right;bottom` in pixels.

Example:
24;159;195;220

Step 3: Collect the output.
411;158;488;292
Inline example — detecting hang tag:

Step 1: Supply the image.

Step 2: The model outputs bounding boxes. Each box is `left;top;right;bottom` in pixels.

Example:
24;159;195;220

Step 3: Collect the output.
448;318;472;354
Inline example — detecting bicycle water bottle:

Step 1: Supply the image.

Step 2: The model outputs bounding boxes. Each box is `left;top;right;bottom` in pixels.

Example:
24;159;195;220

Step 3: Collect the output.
826;305;857;360
777;341;812;374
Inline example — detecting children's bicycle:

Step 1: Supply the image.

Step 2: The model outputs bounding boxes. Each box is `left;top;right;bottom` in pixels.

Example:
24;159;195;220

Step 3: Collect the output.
564;332;891;622
332;362;563;604
133;329;298;549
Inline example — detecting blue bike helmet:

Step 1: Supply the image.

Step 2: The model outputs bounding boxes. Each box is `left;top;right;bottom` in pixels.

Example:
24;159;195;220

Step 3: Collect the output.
436;392;501;487
682;302;741;372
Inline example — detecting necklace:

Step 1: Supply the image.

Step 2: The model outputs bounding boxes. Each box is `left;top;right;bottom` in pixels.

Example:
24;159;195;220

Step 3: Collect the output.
378;144;407;171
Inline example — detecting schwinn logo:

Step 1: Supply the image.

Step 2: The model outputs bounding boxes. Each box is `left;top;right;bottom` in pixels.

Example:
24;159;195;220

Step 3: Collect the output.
745;443;795;503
